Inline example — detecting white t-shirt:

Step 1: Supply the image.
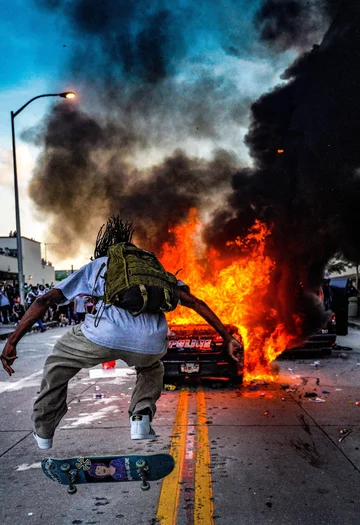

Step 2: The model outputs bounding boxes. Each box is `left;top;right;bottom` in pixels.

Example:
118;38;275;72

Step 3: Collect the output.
74;295;87;313
55;257;173;354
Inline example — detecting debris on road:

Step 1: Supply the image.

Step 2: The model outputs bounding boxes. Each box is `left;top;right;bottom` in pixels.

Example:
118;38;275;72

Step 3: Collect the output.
339;429;352;442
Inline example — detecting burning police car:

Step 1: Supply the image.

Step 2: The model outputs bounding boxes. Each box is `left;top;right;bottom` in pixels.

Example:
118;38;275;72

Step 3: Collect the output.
162;323;244;383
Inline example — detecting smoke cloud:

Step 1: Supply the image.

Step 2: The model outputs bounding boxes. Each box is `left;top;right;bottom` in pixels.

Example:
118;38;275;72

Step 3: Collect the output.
254;0;339;51
26;0;359;346
28;0;264;255
26;102;238;255
207;1;360;342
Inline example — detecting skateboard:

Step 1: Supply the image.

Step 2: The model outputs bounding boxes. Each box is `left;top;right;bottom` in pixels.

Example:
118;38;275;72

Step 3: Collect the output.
41;453;175;494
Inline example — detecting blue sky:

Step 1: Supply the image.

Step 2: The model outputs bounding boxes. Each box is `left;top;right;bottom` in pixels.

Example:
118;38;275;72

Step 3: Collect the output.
0;0;294;269
1;1;80;266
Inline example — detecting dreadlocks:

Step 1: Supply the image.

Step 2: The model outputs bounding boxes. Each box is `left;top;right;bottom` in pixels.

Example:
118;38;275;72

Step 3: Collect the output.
94;216;134;259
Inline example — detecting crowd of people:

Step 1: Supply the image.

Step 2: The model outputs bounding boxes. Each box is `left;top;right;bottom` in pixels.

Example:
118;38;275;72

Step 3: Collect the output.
0;281;94;328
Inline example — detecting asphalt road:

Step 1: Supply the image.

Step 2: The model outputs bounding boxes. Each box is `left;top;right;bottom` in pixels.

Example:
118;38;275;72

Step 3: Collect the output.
0;325;360;525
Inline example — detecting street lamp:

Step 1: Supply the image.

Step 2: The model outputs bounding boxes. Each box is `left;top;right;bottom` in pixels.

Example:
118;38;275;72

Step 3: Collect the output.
11;91;76;305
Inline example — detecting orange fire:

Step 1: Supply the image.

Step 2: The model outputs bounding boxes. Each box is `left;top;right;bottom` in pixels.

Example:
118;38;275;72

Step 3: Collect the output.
159;209;294;382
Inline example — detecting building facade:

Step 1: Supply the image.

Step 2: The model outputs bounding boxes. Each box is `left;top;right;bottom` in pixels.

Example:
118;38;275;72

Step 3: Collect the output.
0;236;55;285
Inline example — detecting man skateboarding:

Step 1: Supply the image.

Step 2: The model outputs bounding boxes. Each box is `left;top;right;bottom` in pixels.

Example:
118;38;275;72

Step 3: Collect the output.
1;217;243;450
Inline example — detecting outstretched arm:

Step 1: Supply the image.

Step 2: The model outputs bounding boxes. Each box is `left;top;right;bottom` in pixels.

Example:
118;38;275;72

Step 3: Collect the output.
1;288;66;376
177;288;244;362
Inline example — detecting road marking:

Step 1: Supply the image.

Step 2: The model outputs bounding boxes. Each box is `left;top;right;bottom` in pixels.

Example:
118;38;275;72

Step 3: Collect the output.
61;404;119;428
16;462;41;471
156;388;189;524
183;413;197;524
195;388;214;524
0;370;43;394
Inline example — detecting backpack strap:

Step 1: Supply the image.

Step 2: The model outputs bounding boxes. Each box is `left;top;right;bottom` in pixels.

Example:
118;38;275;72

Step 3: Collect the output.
160;288;173;312
130;284;148;317
119;243;130;288
92;262;107;299
92;261;107;328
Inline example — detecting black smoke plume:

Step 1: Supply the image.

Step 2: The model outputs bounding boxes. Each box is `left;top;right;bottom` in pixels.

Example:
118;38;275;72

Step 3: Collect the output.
207;1;360;345
254;0;340;51
27;102;238;255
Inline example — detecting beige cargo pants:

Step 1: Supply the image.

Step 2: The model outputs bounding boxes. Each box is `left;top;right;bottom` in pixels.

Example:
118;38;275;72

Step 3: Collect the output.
32;324;167;439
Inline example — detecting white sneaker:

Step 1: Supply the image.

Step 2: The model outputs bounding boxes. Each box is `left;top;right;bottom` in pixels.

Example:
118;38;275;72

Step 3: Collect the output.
130;415;156;439
33;432;53;450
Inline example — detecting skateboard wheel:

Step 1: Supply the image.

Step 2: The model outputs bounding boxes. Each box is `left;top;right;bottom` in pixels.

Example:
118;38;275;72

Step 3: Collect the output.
60;463;71;472
136;459;146;470
141;481;150;491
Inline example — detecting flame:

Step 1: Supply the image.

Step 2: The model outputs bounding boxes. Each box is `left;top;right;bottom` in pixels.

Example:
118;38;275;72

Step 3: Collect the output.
159;209;294;382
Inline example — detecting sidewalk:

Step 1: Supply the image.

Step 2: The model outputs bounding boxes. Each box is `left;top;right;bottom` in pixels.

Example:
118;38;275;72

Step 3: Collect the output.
0;321;58;340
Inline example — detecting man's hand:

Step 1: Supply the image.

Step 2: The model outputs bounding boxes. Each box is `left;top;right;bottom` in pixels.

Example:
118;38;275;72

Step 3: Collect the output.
1;341;18;376
0;288;65;378
227;336;244;363
178;287;245;364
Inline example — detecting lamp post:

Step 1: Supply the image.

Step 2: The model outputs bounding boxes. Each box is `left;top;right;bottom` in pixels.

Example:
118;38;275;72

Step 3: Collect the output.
11;92;76;305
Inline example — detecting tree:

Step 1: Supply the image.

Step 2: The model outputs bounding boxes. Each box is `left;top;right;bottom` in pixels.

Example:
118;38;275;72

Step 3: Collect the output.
326;255;359;290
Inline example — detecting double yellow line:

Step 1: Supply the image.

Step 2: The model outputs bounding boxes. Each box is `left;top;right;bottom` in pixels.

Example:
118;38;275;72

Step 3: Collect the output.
156;387;214;524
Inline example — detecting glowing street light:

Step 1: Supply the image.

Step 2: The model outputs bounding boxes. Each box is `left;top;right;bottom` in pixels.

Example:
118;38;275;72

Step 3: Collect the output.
11;91;76;305
60;92;76;99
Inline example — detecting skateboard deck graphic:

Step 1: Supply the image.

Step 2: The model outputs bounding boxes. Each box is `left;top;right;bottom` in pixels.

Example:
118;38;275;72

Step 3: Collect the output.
41;453;175;494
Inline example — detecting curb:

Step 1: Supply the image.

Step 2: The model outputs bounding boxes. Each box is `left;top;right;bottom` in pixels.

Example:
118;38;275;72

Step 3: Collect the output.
348;320;360;330
0;321;59;341
348;321;360;330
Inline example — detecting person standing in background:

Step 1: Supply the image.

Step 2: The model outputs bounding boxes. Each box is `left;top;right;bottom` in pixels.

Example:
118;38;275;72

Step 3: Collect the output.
0;285;11;324
74;294;87;323
11;297;25;325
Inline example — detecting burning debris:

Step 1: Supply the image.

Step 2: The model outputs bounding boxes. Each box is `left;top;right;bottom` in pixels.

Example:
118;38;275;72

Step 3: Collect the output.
24;2;360;379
